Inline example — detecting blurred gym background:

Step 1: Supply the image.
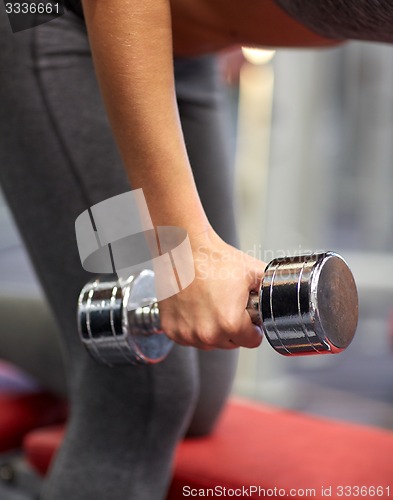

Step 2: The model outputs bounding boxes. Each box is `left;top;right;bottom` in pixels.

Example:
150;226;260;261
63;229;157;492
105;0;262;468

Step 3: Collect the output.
1;39;393;430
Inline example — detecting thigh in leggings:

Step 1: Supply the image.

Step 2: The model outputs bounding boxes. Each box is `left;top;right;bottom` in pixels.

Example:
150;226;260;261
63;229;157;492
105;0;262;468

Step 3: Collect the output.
0;8;238;499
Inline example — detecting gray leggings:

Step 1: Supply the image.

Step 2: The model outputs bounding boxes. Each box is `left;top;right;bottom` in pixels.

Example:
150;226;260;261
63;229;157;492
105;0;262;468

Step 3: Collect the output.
0;8;238;500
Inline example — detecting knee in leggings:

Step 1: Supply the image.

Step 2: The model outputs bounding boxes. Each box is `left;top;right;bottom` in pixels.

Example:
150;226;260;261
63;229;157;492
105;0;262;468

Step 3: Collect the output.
42;345;200;500
69;344;200;445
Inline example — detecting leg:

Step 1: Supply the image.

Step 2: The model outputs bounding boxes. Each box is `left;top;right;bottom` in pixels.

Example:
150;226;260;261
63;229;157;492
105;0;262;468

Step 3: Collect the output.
0;11;197;500
0;11;238;499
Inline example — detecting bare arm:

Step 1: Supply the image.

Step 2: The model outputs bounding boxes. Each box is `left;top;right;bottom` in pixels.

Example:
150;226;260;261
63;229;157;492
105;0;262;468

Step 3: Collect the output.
81;0;208;234
80;0;265;350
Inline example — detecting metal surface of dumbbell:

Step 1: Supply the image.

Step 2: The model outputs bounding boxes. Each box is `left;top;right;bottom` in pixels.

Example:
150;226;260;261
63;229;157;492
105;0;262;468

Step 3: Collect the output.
77;252;358;366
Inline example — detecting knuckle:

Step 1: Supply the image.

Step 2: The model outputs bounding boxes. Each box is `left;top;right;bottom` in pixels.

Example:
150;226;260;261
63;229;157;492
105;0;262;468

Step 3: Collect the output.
198;327;220;348
221;316;240;338
199;332;217;347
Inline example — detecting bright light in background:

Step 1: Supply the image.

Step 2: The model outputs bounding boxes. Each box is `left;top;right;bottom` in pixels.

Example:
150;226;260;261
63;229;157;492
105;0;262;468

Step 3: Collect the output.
241;47;276;65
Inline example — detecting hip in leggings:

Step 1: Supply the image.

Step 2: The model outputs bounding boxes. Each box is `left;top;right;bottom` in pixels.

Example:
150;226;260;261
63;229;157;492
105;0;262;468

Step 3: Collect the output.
0;7;238;500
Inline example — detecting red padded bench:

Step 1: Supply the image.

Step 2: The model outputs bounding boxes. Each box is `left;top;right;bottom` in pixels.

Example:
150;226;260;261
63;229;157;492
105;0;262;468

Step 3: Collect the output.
0;392;67;452
23;398;393;499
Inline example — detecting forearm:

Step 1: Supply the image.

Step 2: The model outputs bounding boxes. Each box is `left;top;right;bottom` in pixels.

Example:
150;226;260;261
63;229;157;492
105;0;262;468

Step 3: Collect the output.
81;0;209;235
274;0;393;42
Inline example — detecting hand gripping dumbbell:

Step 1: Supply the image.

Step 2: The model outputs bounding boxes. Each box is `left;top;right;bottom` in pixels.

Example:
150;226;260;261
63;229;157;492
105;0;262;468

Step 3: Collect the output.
77;252;358;366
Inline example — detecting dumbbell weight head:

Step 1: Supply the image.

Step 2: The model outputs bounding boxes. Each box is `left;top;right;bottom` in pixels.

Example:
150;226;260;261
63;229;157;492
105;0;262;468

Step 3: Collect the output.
77;270;173;366
256;252;358;355
77;252;358;366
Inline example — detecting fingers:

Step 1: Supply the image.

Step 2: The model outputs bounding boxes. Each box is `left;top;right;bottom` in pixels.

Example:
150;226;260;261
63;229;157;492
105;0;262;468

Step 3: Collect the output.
165;328;239;351
227;311;263;349
163;308;263;351
159;240;268;351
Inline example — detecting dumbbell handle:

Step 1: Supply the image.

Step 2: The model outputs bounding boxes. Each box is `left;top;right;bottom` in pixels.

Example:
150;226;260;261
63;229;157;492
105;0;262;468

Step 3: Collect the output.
246;292;262;326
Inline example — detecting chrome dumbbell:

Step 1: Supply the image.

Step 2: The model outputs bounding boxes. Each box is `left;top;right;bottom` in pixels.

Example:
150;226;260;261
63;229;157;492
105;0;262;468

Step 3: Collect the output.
77;252;358;366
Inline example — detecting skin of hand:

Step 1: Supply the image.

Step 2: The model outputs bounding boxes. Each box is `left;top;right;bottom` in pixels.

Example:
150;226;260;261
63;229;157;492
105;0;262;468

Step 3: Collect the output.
158;228;266;350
